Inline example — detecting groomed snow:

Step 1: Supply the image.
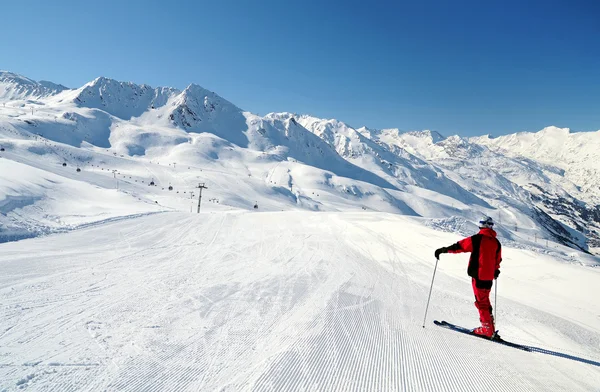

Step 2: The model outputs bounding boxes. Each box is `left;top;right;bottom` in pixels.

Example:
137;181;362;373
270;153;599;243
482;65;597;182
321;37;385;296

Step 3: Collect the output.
1;212;599;391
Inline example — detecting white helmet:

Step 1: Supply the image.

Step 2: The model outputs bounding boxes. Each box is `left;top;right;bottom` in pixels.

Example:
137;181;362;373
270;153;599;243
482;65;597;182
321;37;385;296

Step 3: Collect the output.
479;216;494;229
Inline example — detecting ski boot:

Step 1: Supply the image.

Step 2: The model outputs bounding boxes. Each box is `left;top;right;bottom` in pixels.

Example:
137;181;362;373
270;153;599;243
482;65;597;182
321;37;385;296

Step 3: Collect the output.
472;321;495;338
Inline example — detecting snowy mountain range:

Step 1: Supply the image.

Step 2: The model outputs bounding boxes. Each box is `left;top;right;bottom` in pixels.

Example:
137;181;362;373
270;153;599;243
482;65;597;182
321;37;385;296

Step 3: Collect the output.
1;70;599;255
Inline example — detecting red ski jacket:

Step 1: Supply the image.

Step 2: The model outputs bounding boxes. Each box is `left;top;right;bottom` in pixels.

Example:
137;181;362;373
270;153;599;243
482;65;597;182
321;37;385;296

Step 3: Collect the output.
446;228;502;281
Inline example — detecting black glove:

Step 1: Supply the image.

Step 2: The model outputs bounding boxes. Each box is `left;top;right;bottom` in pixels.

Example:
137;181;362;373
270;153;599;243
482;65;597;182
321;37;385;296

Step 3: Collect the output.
494;270;500;279
435;247;448;260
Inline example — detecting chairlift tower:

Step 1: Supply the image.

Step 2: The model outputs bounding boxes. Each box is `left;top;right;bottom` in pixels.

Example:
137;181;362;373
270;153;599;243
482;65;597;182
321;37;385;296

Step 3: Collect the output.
196;183;208;213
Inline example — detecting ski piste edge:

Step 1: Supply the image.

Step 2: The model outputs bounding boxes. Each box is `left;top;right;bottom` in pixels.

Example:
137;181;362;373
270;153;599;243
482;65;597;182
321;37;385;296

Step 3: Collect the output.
434;320;532;352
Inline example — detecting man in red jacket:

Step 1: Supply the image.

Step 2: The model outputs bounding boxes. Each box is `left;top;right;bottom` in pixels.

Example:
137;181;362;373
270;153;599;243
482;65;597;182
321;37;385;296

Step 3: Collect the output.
434;216;502;338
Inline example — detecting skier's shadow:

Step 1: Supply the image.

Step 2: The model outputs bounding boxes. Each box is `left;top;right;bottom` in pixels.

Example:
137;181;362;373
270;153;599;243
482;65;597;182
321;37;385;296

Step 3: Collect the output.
525;345;600;367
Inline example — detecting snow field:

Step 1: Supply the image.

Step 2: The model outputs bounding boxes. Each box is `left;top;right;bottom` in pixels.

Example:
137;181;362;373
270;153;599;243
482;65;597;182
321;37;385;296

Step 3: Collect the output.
1;212;599;391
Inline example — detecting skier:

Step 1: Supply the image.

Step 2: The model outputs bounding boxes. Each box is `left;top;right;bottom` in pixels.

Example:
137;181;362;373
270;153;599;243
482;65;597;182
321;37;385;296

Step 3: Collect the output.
434;216;501;337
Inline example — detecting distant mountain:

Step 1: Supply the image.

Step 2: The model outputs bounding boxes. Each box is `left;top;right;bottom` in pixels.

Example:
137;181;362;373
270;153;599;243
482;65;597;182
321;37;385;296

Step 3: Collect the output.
472;127;600;205
1;70;599;254
0;71;68;100
470;128;600;250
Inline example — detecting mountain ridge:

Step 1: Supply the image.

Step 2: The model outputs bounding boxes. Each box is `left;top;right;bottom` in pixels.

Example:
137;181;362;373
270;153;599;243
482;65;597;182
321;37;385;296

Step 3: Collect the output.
1;70;599;254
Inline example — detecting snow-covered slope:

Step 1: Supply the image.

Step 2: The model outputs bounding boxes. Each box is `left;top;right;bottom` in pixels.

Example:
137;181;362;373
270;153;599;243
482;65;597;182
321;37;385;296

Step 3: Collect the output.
0;157;162;242
295;115;487;208
1;212;599;391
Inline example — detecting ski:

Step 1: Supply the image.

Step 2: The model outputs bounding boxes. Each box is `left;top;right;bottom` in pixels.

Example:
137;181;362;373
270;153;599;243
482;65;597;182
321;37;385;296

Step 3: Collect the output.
434;320;532;352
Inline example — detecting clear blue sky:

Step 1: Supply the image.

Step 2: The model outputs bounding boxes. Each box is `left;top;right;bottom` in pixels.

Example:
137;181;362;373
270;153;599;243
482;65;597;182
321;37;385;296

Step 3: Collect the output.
2;0;599;137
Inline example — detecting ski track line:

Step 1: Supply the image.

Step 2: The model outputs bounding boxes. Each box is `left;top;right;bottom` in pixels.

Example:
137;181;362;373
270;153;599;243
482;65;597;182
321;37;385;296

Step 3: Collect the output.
302;232;344;392
248;231;330;391
309;222;356;392
248;280;306;390
11;216;188;390
252;227;383;391
191;216;301;391
255;220;393;391
338;223;400;391
196;224;274;389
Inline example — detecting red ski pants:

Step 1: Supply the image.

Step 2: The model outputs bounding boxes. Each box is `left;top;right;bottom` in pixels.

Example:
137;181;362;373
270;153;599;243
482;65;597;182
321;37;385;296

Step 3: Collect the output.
472;278;493;324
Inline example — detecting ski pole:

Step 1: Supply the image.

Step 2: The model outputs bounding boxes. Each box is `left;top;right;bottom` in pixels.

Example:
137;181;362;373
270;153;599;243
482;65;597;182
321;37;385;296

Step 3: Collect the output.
422;257;439;328
494;279;498;325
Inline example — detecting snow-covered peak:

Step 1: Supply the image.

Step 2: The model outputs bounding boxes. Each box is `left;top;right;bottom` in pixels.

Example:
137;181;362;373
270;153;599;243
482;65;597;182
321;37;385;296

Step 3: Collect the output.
0;70;69;100
408;129;445;143
69;76;177;119
473;126;574;150
355;126;378;139
172;83;242;115
296;114;362;144
471;126;600;173
472;126;600;205
0;70;37;86
293;114;390;164
164;83;249;147
371;128;446;160
539;125;571;135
